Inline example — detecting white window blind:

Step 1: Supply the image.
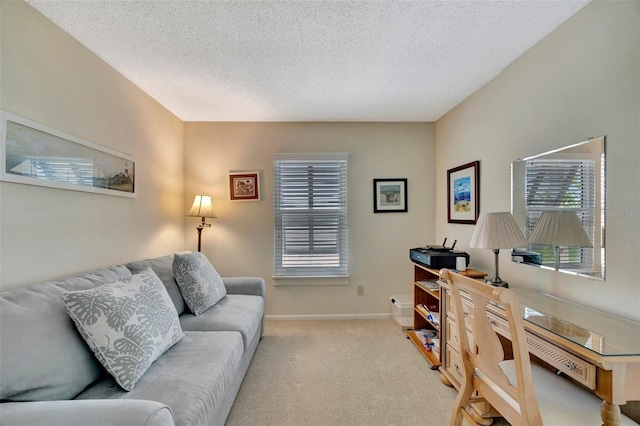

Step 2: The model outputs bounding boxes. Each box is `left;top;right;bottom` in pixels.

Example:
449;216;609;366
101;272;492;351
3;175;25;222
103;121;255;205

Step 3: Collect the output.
273;153;348;278
525;158;595;268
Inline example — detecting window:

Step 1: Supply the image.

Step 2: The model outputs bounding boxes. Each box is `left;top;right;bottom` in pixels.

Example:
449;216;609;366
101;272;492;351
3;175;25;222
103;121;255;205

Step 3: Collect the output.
273;153;348;278
524;158;595;269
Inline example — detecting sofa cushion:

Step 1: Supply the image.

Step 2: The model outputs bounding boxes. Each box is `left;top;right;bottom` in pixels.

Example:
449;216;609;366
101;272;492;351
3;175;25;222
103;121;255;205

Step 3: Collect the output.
0;265;132;401
172;252;226;315
75;331;244;426
180;294;264;350
61;267;184;391
0;399;175;426
125;254;186;315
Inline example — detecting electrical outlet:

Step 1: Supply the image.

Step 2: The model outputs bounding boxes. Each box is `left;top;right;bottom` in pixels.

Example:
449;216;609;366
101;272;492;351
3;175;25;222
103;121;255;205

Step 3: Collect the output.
357;285;364;296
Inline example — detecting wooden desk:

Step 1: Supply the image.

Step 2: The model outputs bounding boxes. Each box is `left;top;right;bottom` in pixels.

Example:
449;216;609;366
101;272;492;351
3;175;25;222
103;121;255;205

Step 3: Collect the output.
439;281;640;426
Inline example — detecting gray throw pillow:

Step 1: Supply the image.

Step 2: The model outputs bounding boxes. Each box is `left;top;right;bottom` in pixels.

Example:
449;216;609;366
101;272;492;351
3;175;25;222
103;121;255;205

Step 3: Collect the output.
172;252;227;315
61;267;184;391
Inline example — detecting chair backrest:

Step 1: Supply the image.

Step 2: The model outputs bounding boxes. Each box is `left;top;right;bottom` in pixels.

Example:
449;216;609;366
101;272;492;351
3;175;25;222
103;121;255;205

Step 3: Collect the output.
441;268;543;426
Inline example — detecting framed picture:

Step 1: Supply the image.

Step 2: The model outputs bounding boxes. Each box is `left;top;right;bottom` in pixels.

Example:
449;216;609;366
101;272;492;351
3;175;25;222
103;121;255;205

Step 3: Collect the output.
229;171;260;202
373;178;407;213
447;161;480;224
1;110;135;197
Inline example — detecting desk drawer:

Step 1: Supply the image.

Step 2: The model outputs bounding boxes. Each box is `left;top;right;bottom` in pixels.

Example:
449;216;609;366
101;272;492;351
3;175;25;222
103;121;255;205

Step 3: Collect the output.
527;333;596;389
486;311;511;338
447;317;474;351
485;311;595;389
446;345;465;383
448;292;474;325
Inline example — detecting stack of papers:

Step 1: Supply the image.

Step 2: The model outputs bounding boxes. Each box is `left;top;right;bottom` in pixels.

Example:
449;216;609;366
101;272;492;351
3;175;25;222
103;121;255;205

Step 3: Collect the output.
417;280;439;290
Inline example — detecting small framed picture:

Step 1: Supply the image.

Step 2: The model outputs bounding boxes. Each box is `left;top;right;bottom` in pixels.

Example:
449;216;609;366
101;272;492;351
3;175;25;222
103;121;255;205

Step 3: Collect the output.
229;171;260;202
373;178;407;213
447;161;480;224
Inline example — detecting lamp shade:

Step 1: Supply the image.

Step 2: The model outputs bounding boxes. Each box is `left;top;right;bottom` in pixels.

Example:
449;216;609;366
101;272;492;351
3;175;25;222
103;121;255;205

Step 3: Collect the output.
469;212;527;249
186;194;217;218
527;211;592;248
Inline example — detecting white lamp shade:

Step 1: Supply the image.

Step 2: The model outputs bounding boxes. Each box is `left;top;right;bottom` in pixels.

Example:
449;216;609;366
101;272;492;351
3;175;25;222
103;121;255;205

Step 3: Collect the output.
186;194;217;218
527;211;592;248
469;212;527;249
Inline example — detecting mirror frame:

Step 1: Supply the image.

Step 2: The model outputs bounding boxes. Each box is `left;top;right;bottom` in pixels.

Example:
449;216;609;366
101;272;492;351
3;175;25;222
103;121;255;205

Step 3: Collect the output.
511;136;606;280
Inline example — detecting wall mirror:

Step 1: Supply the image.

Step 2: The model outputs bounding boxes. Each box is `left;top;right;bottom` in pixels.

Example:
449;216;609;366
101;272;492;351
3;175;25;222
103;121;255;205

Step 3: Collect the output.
511;136;605;280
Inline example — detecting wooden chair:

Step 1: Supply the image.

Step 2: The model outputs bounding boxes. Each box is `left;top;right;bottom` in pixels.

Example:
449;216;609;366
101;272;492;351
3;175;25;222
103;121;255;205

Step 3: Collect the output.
441;269;635;426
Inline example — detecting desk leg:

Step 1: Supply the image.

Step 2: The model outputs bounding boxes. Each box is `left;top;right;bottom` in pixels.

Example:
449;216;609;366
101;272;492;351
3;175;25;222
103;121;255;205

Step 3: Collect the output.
601;400;621;426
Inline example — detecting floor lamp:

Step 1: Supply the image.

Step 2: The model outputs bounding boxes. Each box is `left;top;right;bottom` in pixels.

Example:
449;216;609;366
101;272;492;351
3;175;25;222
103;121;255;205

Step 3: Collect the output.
469;212;527;288
186;194;217;252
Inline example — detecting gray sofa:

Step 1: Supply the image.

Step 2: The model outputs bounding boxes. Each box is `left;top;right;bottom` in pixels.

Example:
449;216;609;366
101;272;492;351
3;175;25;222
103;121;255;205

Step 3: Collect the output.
0;253;265;426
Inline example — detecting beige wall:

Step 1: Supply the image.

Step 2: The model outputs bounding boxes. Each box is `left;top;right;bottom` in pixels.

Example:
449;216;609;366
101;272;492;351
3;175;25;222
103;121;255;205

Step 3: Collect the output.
3;0;637;323
0;1;185;289
436;1;640;321
184;122;435;317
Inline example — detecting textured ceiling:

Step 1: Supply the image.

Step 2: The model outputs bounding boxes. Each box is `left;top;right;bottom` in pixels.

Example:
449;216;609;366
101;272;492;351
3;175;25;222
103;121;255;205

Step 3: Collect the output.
26;0;590;122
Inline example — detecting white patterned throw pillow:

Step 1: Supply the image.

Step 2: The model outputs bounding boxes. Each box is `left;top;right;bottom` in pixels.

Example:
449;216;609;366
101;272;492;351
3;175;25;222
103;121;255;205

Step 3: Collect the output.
172;252;227;315
61;267;184;391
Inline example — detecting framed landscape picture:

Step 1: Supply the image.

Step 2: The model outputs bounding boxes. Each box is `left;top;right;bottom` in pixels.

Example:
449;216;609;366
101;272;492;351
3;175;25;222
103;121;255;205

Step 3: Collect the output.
373;178;407;213
1;110;135;198
447;161;479;224
229;171;260;201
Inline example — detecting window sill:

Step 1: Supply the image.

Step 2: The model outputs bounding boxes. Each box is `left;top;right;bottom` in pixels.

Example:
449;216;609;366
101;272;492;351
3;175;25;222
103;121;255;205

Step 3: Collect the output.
272;276;350;286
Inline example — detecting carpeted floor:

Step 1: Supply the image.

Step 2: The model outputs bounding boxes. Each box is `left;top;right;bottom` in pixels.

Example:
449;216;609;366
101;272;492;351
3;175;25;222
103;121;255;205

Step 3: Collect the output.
226;319;509;426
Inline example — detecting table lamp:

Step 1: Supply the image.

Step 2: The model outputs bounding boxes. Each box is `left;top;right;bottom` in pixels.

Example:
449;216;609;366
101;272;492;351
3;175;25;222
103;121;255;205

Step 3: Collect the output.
469;212;527;287
527;211;592;271
186;194;217;252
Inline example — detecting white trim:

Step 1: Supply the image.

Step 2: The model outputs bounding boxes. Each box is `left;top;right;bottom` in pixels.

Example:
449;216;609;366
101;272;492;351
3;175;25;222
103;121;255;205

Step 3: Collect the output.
273;276;349;286
265;313;391;321
273;152;348;161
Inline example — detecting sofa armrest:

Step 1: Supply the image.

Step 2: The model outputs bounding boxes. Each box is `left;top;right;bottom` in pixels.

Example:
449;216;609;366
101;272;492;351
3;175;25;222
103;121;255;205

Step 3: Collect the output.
0;400;174;426
222;277;265;297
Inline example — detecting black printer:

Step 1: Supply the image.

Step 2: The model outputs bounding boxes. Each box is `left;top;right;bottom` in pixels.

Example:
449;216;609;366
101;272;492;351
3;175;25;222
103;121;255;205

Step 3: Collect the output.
409;238;469;269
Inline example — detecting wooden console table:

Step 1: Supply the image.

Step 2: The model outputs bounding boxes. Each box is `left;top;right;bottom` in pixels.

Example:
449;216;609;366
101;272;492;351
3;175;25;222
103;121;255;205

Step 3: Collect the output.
439;280;640;426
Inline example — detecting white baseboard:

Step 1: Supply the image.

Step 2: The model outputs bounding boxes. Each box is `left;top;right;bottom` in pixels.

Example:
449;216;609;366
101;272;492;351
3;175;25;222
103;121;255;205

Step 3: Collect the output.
265;313;392;321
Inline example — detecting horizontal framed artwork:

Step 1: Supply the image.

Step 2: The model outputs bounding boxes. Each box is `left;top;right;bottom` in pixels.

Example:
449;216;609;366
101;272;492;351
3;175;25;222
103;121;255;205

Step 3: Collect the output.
373;178;407;213
0;111;135;197
447;160;479;224
229;171;260;202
